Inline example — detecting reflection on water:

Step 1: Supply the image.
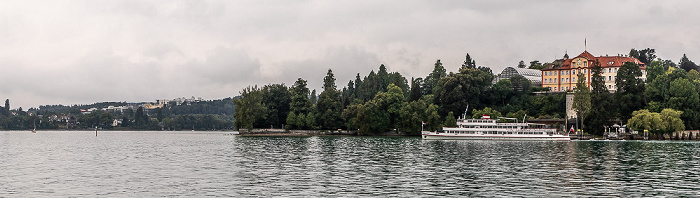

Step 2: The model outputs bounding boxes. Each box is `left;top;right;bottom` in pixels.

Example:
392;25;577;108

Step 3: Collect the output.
1;131;699;196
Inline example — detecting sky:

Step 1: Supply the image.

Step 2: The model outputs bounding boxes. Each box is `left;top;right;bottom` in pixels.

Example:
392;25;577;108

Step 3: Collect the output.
1;0;700;109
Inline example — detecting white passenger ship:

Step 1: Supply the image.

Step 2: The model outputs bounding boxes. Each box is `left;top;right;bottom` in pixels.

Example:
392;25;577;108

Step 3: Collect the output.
421;114;570;141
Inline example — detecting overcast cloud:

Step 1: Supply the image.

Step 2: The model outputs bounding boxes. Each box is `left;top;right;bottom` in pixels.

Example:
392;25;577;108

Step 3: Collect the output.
1;0;700;109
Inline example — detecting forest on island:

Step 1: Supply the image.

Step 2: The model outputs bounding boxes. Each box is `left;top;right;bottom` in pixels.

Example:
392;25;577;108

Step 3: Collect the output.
235;49;700;136
0;99;235;131
234;54;563;136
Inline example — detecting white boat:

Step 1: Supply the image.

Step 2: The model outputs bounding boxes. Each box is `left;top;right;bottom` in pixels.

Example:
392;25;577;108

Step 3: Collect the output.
422;112;570;141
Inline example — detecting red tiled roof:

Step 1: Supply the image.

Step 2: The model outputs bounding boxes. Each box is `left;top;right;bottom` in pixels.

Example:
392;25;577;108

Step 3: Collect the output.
542;51;645;71
597;56;645;68
575;50;596;60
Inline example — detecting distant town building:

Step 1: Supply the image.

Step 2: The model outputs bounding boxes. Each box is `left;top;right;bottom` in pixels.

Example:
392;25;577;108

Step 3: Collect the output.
141;103;163;110
541;51;646;92
493;67;543;87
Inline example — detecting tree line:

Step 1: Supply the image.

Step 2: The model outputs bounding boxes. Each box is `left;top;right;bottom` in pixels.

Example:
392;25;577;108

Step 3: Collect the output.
234;54;566;135
0;99;235;131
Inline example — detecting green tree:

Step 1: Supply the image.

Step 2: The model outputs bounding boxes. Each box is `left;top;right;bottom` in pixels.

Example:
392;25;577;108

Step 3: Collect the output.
490;79;513;106
572;73;591;131
285;112;297;129
660;108;684;133
662;59;677;70
443;111;457;127
356;99;389;135
627;109;663;134
134;107;150;129
646;59;664;83
679;54;698;72
310;89;317;105
425;103;441;131
528;60;545;70
614;62;646;123
233;86;268;130
629;48;656;65
385;84;406;129
156;108;164;122
289;78;312;115
629;49;640;60
422;59;446;95
517;60;526;68
628;108;684;135
305;112;316;129
461;53;476;69
4;99;9;112
398;99;428;135
261;84;291;128
296;113;306;129
409;77;423;102
668;78;700;129
510;75;532;93
121;116;130;127
377;64;390;92
352;73;362;99
472;107;502;119
586;60;613;136
341;103;361;130
435;66;493;117
316;69;343;129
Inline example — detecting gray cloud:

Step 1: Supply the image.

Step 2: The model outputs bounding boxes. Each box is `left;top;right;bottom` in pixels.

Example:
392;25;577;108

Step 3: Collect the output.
1;0;700;108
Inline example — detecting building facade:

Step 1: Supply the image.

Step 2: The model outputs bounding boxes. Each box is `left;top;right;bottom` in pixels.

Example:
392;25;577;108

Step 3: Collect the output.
541;51;646;92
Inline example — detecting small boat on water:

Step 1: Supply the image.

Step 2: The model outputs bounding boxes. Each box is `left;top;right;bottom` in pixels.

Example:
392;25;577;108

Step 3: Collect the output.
422;111;570;141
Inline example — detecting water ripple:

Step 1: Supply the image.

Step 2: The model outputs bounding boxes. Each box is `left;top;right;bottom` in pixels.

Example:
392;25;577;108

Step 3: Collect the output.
2;132;700;196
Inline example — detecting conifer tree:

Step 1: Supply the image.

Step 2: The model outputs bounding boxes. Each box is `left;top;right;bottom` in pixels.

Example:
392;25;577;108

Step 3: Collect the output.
585;60;612;135
614;62;646;123
573;73;591;131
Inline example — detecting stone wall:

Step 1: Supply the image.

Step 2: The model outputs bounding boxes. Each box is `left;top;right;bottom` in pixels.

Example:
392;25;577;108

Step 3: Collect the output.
627;130;700;140
672;130;700;140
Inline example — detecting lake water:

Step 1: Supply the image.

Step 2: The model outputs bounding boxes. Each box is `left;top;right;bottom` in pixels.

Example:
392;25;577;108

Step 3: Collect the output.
1;131;700;197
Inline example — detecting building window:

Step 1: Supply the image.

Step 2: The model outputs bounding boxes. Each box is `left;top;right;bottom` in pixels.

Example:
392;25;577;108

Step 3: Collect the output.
608;76;612;81
573;77;576;82
585;62;588;67
573;70;576;75
608;68;612;73
554;87;558;91
566;78;569;82
615;68;618;72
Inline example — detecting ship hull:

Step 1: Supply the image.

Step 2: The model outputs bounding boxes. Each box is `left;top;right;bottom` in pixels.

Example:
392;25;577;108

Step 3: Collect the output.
422;132;570;141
